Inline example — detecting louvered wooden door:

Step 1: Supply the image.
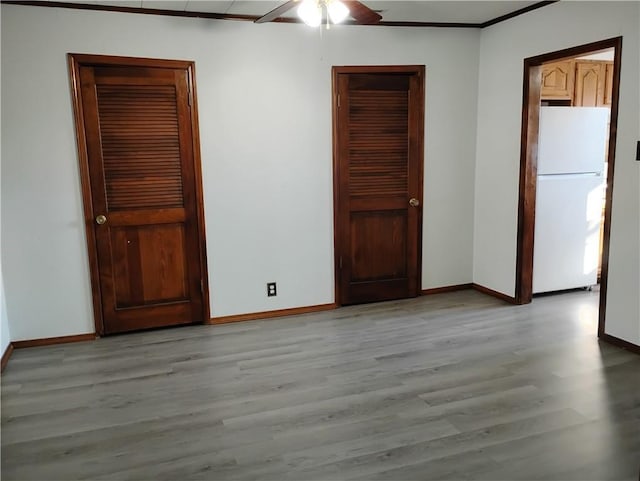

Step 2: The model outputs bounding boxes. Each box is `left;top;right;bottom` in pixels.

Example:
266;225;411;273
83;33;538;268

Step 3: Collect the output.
333;67;424;305
71;56;208;334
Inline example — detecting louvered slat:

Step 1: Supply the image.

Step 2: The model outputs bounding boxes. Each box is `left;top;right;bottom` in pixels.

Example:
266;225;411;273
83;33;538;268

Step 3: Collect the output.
348;90;408;198
97;85;184;211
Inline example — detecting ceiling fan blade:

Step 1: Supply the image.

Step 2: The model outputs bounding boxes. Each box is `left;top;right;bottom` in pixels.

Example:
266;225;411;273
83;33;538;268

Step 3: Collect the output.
342;1;382;24
255;0;299;23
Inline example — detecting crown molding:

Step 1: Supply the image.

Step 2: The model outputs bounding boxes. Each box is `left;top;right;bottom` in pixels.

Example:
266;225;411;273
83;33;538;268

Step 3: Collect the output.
1;1;558;29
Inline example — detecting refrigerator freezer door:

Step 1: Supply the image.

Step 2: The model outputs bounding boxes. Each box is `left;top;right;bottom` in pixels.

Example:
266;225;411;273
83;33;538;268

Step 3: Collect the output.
538;107;609;175
533;174;605;294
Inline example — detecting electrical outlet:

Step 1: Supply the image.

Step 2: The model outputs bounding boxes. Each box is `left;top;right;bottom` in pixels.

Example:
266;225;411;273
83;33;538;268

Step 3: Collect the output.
267;282;277;297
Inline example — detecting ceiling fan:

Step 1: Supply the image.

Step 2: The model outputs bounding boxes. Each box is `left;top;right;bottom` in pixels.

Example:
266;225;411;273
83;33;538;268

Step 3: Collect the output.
255;0;382;26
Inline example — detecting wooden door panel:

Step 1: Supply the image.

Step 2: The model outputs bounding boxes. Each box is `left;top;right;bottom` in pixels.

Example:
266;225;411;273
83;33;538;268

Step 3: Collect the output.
350;211;407;281
349;73;410;91
540;61;575;100
349;89;408;198
574;62;605;107
97;84;185;210
576;68;599;106
138;225;189;301
111;224;189;308
346;279;410;305
334;66;424;305
603;62;614;106
113;303;192;332
71;55;207;334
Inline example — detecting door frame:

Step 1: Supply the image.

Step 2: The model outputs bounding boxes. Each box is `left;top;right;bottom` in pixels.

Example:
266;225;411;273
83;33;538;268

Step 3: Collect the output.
68;53;210;335
332;65;425;306
514;37;622;338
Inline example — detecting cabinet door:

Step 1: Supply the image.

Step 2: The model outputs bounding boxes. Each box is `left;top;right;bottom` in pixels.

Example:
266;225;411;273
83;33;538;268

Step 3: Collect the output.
541;61;575;100
574;61;605;106
603;62;614;106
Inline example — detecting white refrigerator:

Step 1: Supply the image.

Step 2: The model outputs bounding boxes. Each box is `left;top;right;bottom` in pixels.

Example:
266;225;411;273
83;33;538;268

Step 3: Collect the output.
532;107;608;294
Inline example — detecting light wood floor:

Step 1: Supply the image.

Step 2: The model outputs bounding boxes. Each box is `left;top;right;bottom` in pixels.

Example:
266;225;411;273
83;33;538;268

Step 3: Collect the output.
2;289;639;480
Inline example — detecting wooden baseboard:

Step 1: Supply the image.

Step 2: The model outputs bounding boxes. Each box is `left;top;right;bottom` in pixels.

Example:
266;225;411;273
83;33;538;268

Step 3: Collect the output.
1;343;14;372
12;333;96;349
599;333;640;355
472;283;518;304
421;284;473;295
209;303;338;325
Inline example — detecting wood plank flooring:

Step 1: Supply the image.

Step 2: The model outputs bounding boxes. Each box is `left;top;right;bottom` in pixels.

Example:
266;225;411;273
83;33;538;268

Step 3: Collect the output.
2;289;639;480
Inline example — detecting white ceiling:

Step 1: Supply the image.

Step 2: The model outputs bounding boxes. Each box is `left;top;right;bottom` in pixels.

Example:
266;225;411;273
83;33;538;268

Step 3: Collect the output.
46;1;547;24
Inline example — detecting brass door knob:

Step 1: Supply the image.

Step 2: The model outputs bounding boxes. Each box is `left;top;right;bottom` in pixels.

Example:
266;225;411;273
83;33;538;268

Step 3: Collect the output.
409;198;420;207
95;215;107;225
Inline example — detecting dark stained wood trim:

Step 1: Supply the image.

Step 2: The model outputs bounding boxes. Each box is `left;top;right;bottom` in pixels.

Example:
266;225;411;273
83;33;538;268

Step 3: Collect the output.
524;38;622;66
472;284;518;304
185;61;211;324
255;0;297;24
209;303;337;325
69;54;195;69
377;22;480;28
480;1;558;28
514;61;541;305
1;343;14;372
421;284;473;295
332;65;426;74
12;333;96;349
68;53;105;335
413;68;426;300
2;0;555;29
332;66;342;307
3;1;267;22
332;65;425;307
597;39;623;338
67;53;210;335
514;37;622;342
599;333;640;356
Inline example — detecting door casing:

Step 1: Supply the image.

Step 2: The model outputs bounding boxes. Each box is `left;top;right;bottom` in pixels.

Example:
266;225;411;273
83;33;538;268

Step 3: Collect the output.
515;37;622;339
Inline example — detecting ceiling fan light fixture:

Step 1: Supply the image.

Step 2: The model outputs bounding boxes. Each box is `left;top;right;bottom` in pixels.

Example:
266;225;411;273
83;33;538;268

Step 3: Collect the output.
327;0;349;24
298;0;322;27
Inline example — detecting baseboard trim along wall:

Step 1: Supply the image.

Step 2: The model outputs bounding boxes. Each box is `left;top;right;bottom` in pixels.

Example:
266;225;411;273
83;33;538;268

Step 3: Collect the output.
1;343;14;372
599;333;640;355
12;333;97;349
422;284;473;295
210;303;338;325
472;283;518;304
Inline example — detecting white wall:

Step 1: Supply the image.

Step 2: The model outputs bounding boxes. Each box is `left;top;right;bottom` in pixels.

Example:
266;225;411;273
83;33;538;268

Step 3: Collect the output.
0;8;10;354
1;4;479;339
0;101;9;353
474;1;640;344
0;268;10;354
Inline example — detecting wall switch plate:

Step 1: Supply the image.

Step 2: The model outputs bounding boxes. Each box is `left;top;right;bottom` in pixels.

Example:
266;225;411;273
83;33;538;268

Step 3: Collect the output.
267;282;277;297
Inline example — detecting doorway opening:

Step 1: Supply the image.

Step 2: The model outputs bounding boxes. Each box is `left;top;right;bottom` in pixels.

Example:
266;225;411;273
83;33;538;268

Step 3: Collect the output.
515;37;622;340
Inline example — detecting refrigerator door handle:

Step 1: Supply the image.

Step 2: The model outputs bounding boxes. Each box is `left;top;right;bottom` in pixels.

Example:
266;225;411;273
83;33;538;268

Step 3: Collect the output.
538;172;602;178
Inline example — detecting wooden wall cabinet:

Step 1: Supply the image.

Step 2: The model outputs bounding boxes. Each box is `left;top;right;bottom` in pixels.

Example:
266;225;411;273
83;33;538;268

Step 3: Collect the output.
574;61;605;106
541;61;575;100
541;59;613;107
603;63;614;106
